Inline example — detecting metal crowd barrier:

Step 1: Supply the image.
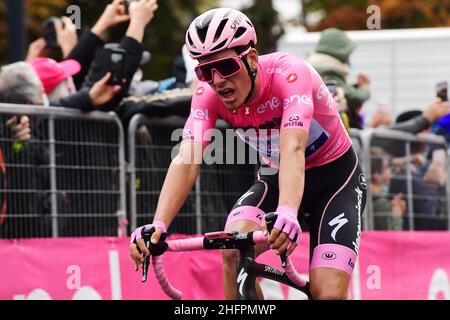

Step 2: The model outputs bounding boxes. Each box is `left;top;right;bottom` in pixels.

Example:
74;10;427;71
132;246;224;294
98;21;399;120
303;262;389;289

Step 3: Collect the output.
2;102;450;238
0;104;127;238
350;128;450;231
127;114;258;235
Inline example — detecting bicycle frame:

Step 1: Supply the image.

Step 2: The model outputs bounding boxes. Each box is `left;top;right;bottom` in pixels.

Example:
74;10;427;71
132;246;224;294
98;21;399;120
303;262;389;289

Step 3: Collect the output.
141;227;312;300
236;245;312;300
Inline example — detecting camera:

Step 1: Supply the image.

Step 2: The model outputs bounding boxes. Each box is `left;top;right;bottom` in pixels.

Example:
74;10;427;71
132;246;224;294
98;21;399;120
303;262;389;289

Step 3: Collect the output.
124;0;140;15
105;46;127;86
436;81;448;102
82;44;127;88
42;17;64;49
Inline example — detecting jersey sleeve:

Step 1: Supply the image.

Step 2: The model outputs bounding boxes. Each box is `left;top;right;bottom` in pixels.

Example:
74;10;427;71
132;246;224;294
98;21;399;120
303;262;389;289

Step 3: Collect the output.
273;57;314;134
182;84;218;146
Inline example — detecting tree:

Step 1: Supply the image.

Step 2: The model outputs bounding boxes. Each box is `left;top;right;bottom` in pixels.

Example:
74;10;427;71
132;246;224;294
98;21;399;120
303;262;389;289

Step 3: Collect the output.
301;0;450;31
376;0;450;29
242;0;284;54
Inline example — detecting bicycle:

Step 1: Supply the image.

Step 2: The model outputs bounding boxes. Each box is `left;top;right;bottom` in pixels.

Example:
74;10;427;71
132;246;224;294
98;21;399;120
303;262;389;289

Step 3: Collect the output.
139;213;313;300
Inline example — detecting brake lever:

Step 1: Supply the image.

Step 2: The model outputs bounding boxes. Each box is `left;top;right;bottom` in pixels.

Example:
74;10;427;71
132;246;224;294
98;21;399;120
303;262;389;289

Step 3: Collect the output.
265;212;287;268
141;225;169;283
141;225;154;283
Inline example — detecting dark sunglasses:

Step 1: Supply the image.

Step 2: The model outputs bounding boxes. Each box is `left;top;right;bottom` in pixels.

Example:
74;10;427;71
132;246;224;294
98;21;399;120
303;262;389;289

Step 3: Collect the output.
195;49;250;82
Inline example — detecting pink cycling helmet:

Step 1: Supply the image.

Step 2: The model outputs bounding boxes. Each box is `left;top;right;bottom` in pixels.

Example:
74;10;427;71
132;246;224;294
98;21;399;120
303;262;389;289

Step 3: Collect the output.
185;8;257;59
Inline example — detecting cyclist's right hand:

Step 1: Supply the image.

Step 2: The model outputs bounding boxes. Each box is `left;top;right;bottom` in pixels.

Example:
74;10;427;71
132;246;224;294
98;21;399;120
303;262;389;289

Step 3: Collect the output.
129;221;168;271
129;224;151;271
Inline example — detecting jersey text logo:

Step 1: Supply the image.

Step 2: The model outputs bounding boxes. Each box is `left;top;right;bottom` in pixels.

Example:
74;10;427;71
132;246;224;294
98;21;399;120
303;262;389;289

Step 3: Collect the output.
191;109;209;120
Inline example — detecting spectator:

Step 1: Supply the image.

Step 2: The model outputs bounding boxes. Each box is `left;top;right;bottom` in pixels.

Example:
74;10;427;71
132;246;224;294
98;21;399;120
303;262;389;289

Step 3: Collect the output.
25;15;78;63
0;62;44;105
182;44;198;89
25;38;48;63
0;61;121;236
54;16;79;59
423;149;448;229
372;98;450;159
30;57;81;102
390;98;450;134
0;62;47;237
68;0;132;90
370;147;405;230
81;0;158;100
369;103;392;129
0;59;121;113
0;115;32;228
307;28;370;129
389;149;440;230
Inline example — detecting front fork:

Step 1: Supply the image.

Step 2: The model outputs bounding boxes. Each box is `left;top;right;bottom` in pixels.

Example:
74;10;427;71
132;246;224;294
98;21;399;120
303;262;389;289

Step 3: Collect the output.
236;246;259;300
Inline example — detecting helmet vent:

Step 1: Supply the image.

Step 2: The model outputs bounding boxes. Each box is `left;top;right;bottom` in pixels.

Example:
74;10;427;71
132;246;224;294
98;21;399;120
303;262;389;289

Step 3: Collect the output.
214;19;229;42
187;33;195;48
211;39;228;52
197;26;208;43
234;27;246;39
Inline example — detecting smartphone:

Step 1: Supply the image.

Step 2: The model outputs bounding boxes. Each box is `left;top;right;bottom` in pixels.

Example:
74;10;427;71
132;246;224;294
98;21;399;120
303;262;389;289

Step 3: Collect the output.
124;0;139;14
325;80;338;97
436;81;448;102
106;47;126;86
42;17;63;49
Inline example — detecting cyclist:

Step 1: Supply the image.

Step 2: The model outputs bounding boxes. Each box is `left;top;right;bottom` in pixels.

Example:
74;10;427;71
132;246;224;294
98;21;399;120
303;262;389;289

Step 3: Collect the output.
130;8;367;300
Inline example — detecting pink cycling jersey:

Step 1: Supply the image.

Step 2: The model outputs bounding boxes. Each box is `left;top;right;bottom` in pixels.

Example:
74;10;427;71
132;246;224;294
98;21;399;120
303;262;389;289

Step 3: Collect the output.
183;52;352;170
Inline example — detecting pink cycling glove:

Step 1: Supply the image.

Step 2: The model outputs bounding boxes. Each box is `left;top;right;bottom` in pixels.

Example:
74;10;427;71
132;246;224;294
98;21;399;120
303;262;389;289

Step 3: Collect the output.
130;220;167;244
273;206;301;244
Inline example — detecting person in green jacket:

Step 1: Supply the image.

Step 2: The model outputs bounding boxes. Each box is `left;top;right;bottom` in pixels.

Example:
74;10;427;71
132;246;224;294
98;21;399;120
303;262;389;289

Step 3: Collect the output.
308;28;370;129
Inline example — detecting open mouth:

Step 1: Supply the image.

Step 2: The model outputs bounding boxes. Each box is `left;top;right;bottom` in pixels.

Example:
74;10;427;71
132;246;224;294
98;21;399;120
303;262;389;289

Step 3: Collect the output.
218;88;236;103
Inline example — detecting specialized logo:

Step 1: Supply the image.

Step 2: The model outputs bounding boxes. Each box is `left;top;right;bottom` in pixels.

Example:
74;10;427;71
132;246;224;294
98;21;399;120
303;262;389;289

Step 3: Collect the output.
230;14;243;31
286;73;298;83
237;268;248;296
196;86;205;95
322;252;337;260
234;233;249;240
264;266;284;276
191;109;209;120
358;174;367;189
328;213;348;242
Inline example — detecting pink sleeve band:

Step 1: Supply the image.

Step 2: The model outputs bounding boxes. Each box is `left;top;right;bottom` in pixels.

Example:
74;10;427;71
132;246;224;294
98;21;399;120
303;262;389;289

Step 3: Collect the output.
152;220;167;233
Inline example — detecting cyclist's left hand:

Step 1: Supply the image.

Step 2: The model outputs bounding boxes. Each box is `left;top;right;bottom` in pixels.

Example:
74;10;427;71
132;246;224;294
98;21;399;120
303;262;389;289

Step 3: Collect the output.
266;207;301;257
